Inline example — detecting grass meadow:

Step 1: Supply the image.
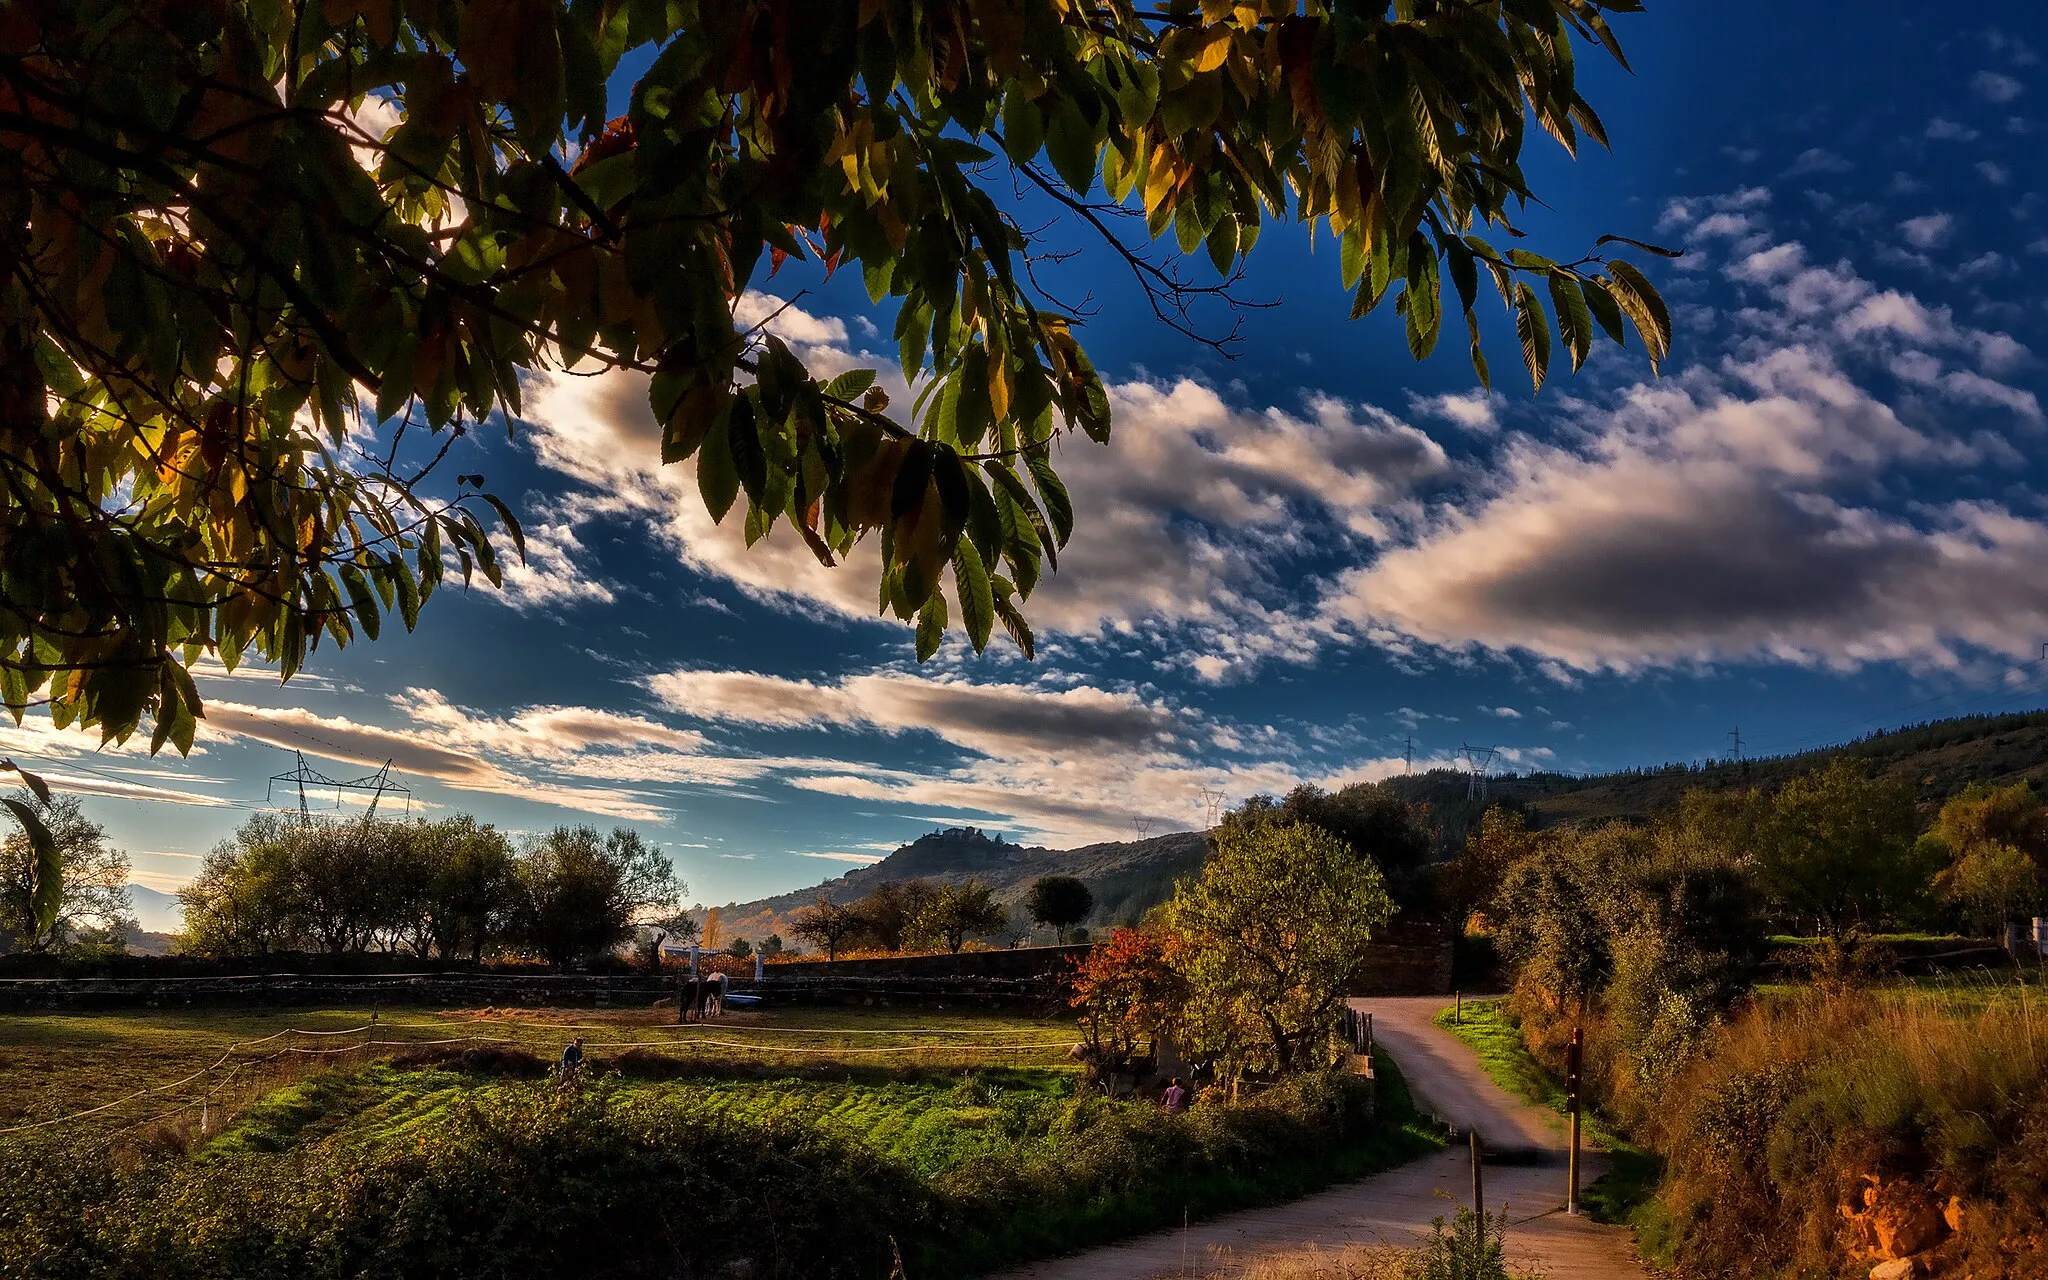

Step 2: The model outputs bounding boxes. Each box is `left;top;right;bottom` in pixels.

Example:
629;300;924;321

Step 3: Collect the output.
0;1002;1443;1279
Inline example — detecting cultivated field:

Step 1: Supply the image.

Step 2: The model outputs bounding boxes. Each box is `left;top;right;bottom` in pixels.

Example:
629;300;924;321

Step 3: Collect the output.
0;1003;1437;1279
0;1003;1083;1140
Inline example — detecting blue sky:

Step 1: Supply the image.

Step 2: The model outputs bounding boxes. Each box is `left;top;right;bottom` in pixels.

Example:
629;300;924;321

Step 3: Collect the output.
8;2;2048;913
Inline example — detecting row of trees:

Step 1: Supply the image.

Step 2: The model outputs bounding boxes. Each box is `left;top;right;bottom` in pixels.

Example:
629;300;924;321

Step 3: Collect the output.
178;814;685;967
1465;762;2048;1106
787;873;1097;960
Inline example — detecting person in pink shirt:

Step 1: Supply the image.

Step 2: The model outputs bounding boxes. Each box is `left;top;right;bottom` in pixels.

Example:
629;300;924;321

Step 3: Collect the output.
1161;1077;1190;1115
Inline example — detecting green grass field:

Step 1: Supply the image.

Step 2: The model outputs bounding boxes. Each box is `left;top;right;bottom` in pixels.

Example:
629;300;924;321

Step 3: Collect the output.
0;1003;1444;1279
0;1003;1081;1140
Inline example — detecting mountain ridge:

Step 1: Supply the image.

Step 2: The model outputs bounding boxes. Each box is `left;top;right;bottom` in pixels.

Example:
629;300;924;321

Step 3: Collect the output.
702;708;2048;949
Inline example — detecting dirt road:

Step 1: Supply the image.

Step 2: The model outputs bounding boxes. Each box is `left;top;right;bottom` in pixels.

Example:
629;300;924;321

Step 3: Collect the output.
987;996;1646;1279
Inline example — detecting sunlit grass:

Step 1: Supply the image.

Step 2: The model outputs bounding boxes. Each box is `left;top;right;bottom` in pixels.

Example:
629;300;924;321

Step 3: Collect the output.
0;1003;1080;1139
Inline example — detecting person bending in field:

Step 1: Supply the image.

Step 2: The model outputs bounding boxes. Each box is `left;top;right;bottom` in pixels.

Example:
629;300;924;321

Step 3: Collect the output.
1161;1077;1190;1116
559;1037;584;1081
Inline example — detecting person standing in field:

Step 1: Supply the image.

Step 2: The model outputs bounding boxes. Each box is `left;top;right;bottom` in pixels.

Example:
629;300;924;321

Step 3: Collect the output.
1161;1077;1190;1115
559;1037;584;1082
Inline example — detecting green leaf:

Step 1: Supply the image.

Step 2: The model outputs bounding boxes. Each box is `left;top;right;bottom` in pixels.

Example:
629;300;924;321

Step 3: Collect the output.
823;369;877;402
992;582;1036;659
0;759;52;805
1594;234;1683;259
1605;259;1672;367
1466;311;1492;392
915;593;947;661
480;494;527;562
697;403;740;523
3;797;61;946
1514;281;1551;394
1025;452;1073;546
1001;89;1045;163
339;564;381;641
1581;278;1628;346
953;539;994;652
1045;98;1100;194
1548;273;1593;373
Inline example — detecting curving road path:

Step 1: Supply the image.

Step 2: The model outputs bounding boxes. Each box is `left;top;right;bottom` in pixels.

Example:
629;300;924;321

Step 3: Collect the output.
988;997;1646;1280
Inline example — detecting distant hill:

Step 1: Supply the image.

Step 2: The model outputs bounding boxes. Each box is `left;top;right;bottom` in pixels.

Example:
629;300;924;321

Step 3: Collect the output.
126;884;185;934
703;826;1208;945
704;709;2048;949
1383;708;2048;849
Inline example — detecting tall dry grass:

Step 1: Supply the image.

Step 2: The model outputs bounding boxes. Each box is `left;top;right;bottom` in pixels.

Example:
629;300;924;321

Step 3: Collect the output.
1646;973;2048;1277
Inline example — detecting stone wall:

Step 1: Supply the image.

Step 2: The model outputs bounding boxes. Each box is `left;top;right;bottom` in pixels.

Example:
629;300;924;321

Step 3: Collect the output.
0;925;1454;1012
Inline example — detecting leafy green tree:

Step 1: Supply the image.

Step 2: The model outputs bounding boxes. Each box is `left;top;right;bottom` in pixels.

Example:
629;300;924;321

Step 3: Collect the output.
1760;760;1930;939
1944;843;2041;942
514;825;682;967
3;0;1671;747
286;823;387;954
1226;782;1435;907
0;790;133;953
790;894;861;961
1166;821;1391;1075
907;880;1008;955
1025;873;1093;943
1493;825;1612;1017
177;814;304;956
417;815;521;963
852;879;934;952
1442;804;1542;925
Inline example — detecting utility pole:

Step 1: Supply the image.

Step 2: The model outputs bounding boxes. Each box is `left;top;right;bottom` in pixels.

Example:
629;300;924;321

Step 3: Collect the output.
267;751;342;825
1566;1025;1584;1215
1460;744;1497;802
1726;726;1743;763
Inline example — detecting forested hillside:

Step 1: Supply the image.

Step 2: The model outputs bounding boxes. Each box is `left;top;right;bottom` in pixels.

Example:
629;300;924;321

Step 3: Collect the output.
709;710;2048;948
1385;708;2048;847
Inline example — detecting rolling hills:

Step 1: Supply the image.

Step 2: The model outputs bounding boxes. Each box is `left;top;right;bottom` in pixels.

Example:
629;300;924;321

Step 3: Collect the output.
701;708;2048;950
701;826;1208;944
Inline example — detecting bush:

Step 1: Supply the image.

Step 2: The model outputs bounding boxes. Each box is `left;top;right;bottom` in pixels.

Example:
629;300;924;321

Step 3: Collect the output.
1645;981;2048;1278
0;1062;1443;1280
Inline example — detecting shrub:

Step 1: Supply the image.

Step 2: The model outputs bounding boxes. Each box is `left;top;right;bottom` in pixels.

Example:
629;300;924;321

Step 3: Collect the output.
1645;981;2048;1278
0;1062;1442;1280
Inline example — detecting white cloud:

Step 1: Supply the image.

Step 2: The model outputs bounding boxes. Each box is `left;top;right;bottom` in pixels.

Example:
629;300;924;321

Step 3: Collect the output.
513;293;1454;679
1899;213;1954;249
798;851;887;864
495;521;617;610
1924;117;1981;141
1413;389;1501;434
1783;148;1852;176
648;669;1180;762
1973;70;2025;103
1976;161;2012;186
1481;706;1523;719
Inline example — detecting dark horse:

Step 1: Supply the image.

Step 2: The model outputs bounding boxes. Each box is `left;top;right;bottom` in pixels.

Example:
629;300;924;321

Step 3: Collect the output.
676;971;727;1023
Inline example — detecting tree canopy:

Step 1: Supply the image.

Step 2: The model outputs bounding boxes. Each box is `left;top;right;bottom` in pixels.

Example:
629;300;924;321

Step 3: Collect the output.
1024;872;1093;941
3;0;1671;747
1166;820;1390;1074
